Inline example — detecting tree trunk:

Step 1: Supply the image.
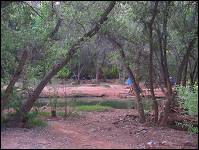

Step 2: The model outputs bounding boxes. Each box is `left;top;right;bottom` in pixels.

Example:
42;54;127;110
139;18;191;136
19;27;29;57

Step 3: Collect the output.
147;1;159;123
189;57;198;86
7;1;116;127
108;35;145;123
176;52;189;85
134;50;142;86
121;52;145;123
1;49;28;111
156;26;167;88
159;1;174;126
182;57;188;86
192;59;198;85
176;32;197;85
95;65;100;83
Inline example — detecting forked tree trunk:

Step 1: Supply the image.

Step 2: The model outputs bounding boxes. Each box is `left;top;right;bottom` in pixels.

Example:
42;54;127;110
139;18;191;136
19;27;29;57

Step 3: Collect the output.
159;1;174;126
147;1;159;123
176;32;197;85
7;1;116;127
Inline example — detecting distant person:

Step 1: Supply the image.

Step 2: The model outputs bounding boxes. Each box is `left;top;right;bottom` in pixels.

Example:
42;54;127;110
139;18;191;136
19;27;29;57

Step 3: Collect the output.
125;77;143;96
169;77;176;86
126;77;133;86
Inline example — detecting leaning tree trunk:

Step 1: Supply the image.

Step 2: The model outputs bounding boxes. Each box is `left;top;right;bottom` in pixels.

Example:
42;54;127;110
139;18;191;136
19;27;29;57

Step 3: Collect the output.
1;49;28;112
120;51;145;123
108;36;145;123
7;1;116;127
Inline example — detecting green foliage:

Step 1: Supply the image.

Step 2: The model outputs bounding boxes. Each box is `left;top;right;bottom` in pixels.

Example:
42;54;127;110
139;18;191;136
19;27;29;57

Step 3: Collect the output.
102;66;118;79
26;112;47;128
76;104;111;112
4;88;23;112
49;98;58;110
176;85;198;134
56;67;71;79
38;111;50;117
175;121;198;134
57;111;80;118
176;85;198;116
38;110;79;118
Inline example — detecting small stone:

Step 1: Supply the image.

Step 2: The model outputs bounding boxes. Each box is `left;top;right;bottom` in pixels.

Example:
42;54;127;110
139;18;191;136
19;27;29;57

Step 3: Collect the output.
160;141;167;145
147;141;153;145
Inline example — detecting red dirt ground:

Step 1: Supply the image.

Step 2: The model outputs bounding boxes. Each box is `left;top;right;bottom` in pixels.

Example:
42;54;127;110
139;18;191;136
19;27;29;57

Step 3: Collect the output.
40;83;166;98
1;82;198;149
1;109;198;149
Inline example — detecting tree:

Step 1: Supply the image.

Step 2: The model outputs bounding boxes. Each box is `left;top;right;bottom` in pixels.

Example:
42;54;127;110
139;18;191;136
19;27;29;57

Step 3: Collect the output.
107;34;145;123
145;1;159;123
7;1;116;127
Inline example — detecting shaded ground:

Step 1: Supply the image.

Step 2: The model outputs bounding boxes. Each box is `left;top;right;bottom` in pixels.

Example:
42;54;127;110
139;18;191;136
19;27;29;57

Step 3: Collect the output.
1;109;198;149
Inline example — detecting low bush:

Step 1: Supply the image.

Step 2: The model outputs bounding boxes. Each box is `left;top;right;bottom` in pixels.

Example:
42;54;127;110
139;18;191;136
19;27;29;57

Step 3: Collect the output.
176;84;198;134
25;112;47;128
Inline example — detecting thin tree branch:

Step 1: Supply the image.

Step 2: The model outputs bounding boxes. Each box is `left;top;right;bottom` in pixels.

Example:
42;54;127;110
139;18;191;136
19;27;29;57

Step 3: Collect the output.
22;1;44;19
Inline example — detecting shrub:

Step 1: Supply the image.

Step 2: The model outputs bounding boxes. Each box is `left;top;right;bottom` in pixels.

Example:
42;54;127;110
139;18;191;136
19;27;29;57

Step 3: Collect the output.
25;112;47;128
176;85;198;116
3;88;22;112
102;66;118;79
176;84;198;134
49;98;58;117
56;67;71;79
175;121;198;134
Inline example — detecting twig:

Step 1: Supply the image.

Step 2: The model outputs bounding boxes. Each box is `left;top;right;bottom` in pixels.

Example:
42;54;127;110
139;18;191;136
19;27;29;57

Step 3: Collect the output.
22;1;44;19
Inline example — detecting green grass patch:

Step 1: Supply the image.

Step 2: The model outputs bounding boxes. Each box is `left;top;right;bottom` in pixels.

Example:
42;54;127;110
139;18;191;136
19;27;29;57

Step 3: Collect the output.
26;118;47;128
34;98;153;113
100;101;135;109
25;112;47;128
38;111;80;118
57;111;80;118
75;104;111;112
38;111;50;117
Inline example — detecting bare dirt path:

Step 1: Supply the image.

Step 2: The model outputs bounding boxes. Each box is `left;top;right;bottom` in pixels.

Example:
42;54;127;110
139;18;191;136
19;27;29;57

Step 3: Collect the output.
1;109;198;149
